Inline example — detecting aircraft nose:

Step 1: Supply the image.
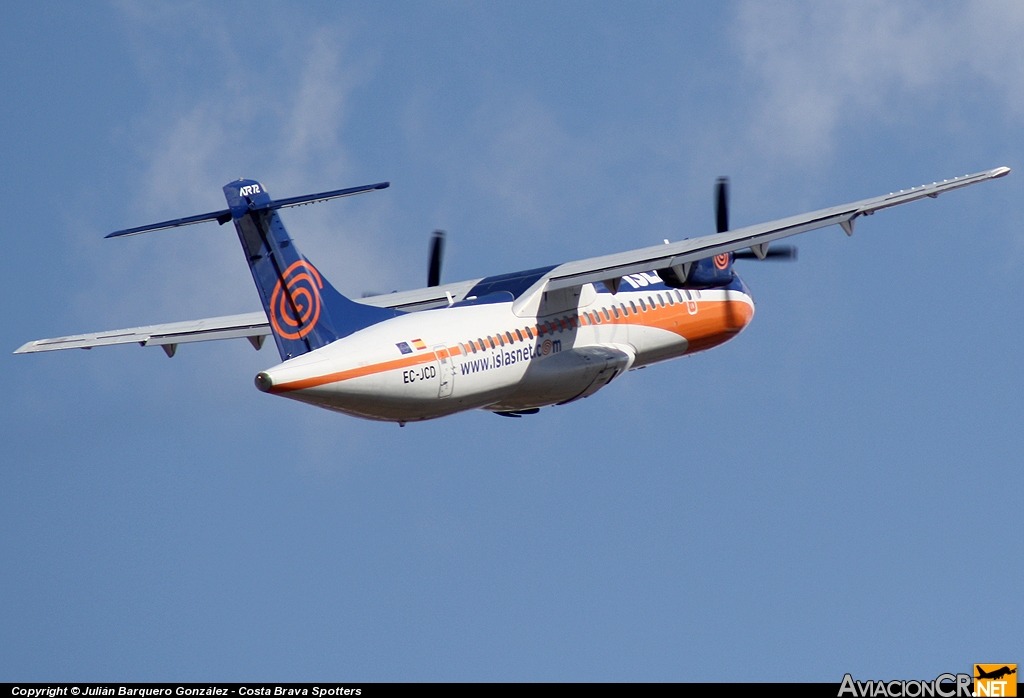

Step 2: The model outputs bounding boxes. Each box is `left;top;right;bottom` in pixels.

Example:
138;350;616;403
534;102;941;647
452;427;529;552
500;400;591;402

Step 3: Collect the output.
254;371;274;392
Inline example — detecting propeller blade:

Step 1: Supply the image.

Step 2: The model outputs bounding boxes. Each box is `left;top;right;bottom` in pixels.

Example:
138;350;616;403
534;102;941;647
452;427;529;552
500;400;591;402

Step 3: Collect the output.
428;229;445;287
715;176;729;233
734;244;798;261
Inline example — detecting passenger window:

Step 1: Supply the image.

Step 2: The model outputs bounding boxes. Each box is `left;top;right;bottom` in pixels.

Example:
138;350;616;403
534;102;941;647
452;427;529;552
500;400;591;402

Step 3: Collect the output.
675;290;684;303
506;331;514;344
666;293;674;305
515;329;523;341
612;306;620;319
602;308;611;321
629;301;638;314
639;298;647;311
526;326;534;339
656;293;664;307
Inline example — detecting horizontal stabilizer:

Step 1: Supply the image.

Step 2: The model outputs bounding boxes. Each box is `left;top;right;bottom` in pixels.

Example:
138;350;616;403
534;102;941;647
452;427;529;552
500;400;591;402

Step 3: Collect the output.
269;181;389;210
106;209;234;238
106;181;389;238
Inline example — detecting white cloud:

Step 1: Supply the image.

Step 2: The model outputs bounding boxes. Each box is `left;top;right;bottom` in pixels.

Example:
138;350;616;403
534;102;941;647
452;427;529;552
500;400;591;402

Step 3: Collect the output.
736;0;1024;161
83;6;393;328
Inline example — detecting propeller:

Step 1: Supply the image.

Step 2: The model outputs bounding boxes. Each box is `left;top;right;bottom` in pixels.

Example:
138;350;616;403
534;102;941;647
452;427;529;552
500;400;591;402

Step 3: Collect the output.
716;175;797;261
716;176;729;233
427;229;445;287
362;228;447;297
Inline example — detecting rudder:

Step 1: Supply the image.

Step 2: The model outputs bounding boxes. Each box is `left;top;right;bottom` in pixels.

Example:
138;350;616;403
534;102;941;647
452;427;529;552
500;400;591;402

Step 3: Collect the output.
224;179;399;360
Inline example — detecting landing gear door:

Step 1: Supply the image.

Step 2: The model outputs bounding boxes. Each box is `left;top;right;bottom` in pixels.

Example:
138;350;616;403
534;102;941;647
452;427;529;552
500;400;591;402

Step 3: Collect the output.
434;345;454;398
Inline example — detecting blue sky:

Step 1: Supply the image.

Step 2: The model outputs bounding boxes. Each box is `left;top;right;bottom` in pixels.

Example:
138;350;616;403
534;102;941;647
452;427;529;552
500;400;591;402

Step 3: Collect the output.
1;0;1021;682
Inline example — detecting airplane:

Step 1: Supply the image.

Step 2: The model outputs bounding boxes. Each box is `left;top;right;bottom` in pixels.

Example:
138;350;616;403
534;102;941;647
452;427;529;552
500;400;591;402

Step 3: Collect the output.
15;166;1010;425
975;666;1016;681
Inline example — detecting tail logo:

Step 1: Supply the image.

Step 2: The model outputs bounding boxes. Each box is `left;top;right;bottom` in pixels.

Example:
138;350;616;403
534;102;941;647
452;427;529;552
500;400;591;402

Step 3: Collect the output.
270;260;323;340
714;253;730;270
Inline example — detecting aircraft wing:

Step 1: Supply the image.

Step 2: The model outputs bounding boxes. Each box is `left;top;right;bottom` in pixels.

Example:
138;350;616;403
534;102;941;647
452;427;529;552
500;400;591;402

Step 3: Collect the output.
14;311;272;355
543;166;1011;291
14;280;482;355
358;279;479;312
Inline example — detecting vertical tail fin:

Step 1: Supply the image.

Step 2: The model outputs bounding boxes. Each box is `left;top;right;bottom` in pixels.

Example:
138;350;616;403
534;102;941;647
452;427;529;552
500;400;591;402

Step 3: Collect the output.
224;179;399;361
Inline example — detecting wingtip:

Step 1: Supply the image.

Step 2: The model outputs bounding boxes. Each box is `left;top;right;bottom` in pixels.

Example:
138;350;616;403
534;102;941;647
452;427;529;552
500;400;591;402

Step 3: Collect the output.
992;166;1011;178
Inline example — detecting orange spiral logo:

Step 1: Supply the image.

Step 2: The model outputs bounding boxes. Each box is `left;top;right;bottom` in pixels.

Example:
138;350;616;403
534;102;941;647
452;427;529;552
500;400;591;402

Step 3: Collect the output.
270;260;323;340
714;253;730;270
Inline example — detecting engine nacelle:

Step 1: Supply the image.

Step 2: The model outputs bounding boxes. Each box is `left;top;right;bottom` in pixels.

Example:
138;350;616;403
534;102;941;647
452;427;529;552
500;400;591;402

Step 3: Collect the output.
657;253;734;289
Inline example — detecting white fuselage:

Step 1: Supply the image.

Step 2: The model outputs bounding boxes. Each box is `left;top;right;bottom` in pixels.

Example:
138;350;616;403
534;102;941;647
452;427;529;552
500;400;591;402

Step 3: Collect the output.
256;275;754;422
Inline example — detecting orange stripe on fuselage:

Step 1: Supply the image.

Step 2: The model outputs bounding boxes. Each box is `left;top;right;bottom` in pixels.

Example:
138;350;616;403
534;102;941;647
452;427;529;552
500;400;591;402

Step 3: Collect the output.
270;293;752;394
270;351;437;393
592;294;753;352
673;298;754;352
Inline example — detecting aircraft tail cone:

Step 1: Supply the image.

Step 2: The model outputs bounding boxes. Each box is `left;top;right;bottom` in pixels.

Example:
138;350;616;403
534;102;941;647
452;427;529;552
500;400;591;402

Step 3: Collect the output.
255;372;274;393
